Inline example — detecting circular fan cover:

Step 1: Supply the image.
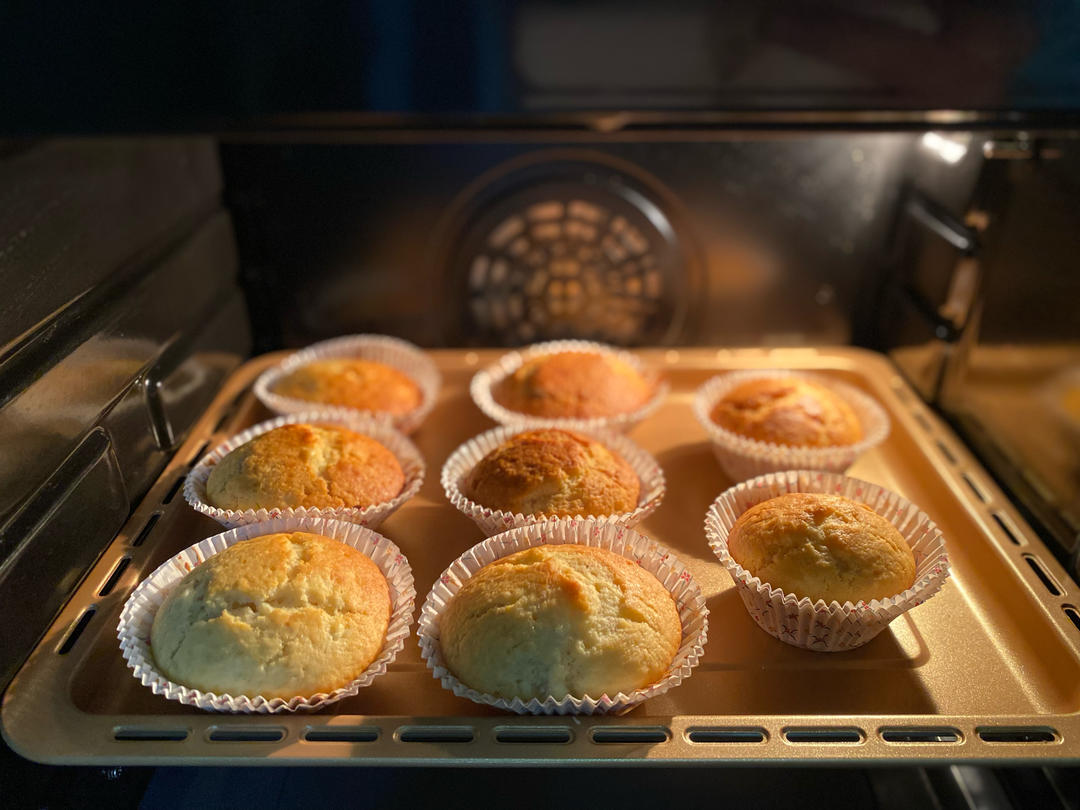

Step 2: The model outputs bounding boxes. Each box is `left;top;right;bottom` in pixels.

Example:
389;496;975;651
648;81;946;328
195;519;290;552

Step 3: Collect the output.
449;165;690;345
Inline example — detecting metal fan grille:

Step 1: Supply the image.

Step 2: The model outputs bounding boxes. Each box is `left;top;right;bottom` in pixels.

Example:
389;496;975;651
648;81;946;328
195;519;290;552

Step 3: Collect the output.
450;164;687;345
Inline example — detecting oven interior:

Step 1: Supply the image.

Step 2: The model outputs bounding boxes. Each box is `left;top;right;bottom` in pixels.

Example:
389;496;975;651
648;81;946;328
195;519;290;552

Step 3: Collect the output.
1;131;1078;804
3;2;1080;806
4;133;1076;666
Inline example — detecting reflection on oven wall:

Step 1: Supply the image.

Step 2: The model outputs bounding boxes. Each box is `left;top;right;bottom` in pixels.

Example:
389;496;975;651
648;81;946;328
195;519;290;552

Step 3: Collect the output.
0;140;251;680
223;136;924;350
868;132;1080;562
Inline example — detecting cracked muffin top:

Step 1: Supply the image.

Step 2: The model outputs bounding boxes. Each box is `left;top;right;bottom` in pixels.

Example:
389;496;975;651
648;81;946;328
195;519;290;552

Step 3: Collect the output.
150;532;391;698
726;493;916;605
710;376;863;447
272;358;422;415
438;544;681;700
462;428;640;518
205;423;405;512
494;351;654;419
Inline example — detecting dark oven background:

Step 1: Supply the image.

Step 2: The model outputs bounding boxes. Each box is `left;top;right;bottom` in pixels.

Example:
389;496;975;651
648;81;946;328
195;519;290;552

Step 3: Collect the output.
223;135;979;350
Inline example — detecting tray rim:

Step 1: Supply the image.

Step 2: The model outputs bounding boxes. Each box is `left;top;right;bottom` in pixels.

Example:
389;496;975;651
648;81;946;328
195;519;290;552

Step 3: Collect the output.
4;345;1079;766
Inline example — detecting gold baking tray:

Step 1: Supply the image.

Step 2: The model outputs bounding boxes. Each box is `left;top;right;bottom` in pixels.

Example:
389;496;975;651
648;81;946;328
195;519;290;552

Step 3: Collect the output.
4;347;1080;765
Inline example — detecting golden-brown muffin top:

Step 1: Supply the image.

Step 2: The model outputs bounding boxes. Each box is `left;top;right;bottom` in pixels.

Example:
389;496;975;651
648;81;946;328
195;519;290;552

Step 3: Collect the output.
727;492;916;604
272;358;421;415
463;428;640;517
150;532;391;698
439;544;681;700
206;423;405;511
710;377;863;447
494;351;653;419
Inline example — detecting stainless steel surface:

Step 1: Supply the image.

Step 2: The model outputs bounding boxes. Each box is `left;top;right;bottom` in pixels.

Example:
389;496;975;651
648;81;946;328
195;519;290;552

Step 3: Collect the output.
4;347;1079;765
0;139;251;689
878;136;1080;570
446;153;693;345
0;139;220;351
983;137;1035;161
943;345;1080;561
223;135;926;348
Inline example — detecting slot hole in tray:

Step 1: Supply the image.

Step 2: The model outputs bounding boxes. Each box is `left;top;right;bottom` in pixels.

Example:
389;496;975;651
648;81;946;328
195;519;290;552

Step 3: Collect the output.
495;726;573;744
936;441;957;464
881;727;961;744
784;728;864;744
590;727;669;744
396;726;474;744
1023;555;1064;597
162;476;185;505
131;513;161;547
977;727;1057;744
57;607;95;655
304;727;379;743
1065;605;1080;634
97;557;131;597
993;513;1023;545
962;473;988;503
687;727;767;744
208;727;286;743
114;727;189;742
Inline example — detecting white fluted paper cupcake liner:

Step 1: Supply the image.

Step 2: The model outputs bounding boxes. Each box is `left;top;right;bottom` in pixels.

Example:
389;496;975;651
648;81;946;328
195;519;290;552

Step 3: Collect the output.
693;370;890;481
417;518;708;715
254;334;440;434
441;424;666;537
117;516;416;713
704;470;950;652
184;410;425;530
470;340;668;433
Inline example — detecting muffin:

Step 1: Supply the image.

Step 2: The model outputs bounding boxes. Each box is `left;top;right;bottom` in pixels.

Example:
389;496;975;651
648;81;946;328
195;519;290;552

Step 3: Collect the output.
710;377;863;447
150;532;391;698
205;423;405;511
727;492;916;604
438;544;681;700
494;351;653;419
271;358;422;415
462;428;640;518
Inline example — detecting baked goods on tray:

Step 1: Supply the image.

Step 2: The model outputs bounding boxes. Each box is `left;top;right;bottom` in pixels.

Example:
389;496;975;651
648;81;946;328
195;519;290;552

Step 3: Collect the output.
253;334;440;433
462;428;640;518
704;471;950;651
437;543;681;701
149;531;391;699
471;340;667;433
271;358;422;416
205;423;405;512
726;492;916;605
694;371;890;480
441;424;666;536
185;412;426;530
493;350;653;419
710;376;863;448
